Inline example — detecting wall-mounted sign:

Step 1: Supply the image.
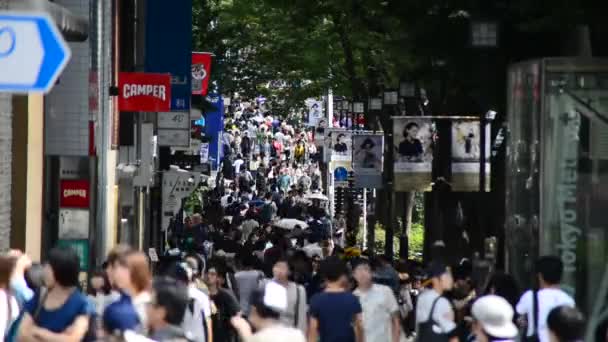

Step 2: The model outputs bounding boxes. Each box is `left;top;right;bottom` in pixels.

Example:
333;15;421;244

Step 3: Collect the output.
118;72;171;112
60;180;90;208
158;129;190;147
59;209;89;239
192;52;213;96
158;112;190;129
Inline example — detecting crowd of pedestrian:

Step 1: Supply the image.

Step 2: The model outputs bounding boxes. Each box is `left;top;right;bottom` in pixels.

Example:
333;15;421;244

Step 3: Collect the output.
0;97;592;342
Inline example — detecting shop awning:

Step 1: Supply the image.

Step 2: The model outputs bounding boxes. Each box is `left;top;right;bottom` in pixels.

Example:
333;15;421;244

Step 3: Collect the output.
1;0;88;42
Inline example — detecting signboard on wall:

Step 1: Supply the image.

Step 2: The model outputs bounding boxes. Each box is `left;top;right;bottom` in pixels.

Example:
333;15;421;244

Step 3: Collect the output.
60;180;90;208
118;72;172;112
59;209;89;239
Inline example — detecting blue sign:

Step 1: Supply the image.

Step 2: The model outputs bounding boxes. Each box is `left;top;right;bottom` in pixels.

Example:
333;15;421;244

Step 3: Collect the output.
0;13;71;93
204;94;224;170
145;0;192;111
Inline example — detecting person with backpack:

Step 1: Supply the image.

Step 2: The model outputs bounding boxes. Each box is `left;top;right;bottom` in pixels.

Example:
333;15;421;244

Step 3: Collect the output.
147;277;194;342
259;193;277;225
18;246;93;342
516;256;575;342
415;262;458;342
170;263;213;342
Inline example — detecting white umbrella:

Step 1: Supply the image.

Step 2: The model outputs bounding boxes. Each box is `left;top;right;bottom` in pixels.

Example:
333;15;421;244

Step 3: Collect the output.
273;219;309;230
306;193;329;201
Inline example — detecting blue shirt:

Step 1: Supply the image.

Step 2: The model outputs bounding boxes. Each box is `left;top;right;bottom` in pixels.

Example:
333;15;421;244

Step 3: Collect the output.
24;290;90;333
309;291;362;342
103;293;140;333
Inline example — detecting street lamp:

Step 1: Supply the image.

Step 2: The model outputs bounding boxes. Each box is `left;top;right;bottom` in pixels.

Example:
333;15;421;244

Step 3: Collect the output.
369;97;382;111
470;21;499;48
383;90;399;106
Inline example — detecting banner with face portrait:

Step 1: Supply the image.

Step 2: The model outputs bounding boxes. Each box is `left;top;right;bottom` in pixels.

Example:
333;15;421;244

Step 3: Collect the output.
352;133;384;188
305;99;325;127
393;117;435;191
451;120;491;191
329;129;353;162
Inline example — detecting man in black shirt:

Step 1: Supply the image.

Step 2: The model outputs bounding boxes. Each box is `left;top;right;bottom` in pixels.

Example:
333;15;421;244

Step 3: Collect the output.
207;266;240;342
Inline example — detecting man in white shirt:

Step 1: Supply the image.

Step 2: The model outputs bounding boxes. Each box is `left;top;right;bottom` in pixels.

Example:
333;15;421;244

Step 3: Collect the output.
353;259;400;342
415;262;458;342
233;154;245;174
516;256;575;342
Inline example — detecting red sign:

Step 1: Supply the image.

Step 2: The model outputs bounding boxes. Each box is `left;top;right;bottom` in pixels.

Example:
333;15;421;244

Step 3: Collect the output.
192;52;213;96
60;180;90;208
118;72;171;112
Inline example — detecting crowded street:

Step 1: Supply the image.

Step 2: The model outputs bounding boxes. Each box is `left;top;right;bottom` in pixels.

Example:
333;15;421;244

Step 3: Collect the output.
1;0;607;341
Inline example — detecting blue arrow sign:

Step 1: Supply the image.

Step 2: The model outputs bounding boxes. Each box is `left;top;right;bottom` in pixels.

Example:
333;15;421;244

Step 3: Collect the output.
0;13;71;93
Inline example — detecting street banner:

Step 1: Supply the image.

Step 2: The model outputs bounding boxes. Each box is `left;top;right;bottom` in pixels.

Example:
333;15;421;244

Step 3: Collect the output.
329;129;352;162
352;133;384;188
451;119;491;191
145;0;192;111
192;52;213;96
60;180;90;208
393;117;435;191
306;99;324;127
332;161;353;188
204;94;224;170
118;72;171;112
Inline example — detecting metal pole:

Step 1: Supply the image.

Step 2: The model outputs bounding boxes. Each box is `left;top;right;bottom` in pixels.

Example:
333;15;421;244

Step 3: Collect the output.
362;188;367;248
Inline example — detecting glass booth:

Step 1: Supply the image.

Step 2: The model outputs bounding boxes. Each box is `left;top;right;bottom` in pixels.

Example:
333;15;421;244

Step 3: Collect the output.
506;58;608;329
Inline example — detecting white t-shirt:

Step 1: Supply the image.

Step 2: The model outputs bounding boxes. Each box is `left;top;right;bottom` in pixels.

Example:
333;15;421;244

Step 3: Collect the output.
354;284;399;342
234;159;244;174
182;286;212;342
0;290;19;338
415;289;456;334
516;288;575;342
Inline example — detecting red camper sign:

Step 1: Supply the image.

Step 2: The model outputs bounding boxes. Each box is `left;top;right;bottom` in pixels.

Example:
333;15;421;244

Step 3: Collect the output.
118;72;171;112
60;180;90;208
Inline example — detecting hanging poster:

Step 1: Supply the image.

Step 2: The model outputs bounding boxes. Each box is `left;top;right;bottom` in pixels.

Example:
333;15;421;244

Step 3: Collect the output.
352;134;384;188
332;161;353;188
330;129;352;162
451;120;491;191
306;99;324;127
393;117;435;191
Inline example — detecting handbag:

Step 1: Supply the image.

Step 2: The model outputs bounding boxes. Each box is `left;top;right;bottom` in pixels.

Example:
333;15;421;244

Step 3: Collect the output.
416;296;449;342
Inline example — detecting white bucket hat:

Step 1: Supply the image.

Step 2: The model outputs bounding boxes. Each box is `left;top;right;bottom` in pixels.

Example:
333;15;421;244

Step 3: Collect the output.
472;295;518;339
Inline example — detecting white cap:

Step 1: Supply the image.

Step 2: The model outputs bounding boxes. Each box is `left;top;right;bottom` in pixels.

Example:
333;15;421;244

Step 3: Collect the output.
264;281;288;312
471;295;518;339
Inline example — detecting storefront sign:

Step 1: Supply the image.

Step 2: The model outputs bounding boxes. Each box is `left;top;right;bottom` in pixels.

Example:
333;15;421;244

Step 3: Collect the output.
192;52;213;96
59;209;89;239
60;180;90;208
158;129;190;147
158;112;190;129
118;72;171;112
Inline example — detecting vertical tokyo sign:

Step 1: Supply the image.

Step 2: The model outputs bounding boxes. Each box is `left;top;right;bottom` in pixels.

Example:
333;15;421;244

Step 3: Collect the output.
145;0;192;111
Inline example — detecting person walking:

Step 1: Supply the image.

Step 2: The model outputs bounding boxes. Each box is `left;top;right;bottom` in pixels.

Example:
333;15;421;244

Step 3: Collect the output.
470;295;519;342
231;283;305;342
308;256;364;342
415;262;458;342
18;246;92;341
146;277;192;342
270;258;307;334
516;256;575;342
546;306;584;342
352;259;400;342
206;266;240;342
